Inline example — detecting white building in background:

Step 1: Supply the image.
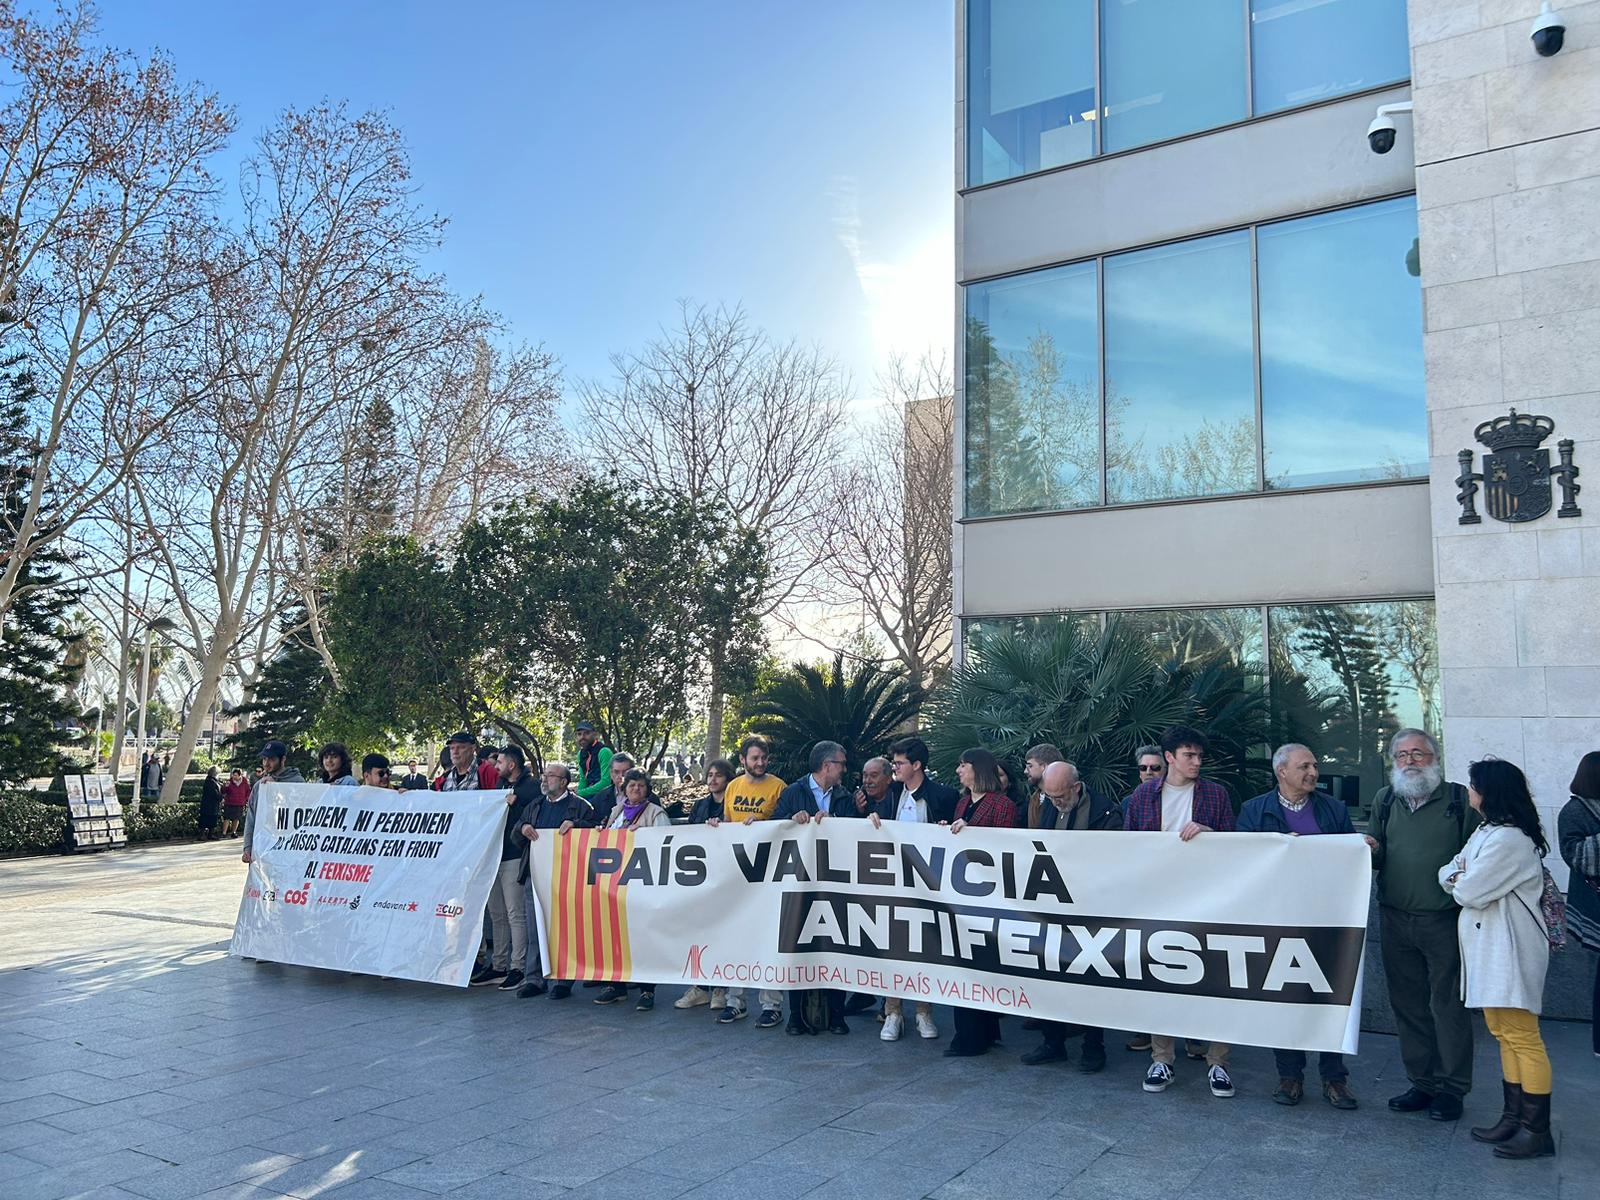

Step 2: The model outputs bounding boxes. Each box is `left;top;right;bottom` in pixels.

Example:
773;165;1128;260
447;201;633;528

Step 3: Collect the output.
951;0;1598;889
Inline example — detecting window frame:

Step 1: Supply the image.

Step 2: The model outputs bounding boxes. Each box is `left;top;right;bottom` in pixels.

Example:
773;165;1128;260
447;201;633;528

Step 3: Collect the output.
962;0;1410;191
960;191;1424;523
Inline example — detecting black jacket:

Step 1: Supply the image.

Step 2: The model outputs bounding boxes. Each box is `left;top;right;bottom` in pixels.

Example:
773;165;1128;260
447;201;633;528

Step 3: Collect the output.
590;784;619;829
774;776;858;820
499;772;542;860
1238;789;1354;835
688;791;724;824
1031;788;1121;832
199;778;223;823
879;778;961;825
512;788;596;884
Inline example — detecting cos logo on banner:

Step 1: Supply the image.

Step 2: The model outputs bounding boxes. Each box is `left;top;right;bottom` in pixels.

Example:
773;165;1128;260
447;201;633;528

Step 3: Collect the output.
284;888;311;906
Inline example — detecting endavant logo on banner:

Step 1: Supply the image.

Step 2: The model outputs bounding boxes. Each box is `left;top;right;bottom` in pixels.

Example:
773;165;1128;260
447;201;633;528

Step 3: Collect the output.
528;821;1370;1053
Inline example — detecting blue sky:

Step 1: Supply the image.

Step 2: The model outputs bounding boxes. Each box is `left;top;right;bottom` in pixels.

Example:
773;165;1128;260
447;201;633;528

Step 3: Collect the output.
95;1;956;406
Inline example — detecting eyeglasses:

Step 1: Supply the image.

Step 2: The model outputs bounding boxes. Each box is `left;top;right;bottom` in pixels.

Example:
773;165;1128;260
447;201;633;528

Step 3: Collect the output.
1394;750;1435;763
1139;764;1163;773
374;769;390;778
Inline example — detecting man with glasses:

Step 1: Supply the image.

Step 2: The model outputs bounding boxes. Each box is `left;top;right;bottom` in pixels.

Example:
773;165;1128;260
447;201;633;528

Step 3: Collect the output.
360;754;394;788
1123;744;1166;1053
513;761;594;998
1365;728;1478;1122
775;741;857;1034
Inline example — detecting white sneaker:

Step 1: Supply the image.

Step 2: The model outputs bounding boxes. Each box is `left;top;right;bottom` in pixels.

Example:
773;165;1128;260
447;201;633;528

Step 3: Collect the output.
674;986;710;1009
1143;1062;1175;1093
914;1011;939;1039
880;1012;903;1041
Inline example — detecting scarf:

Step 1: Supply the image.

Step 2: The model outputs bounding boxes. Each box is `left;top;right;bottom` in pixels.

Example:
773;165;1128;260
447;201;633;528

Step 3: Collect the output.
621;798;649;825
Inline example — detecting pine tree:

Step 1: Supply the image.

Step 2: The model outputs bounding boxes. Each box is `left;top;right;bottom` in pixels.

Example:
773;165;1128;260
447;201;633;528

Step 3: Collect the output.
0;354;82;785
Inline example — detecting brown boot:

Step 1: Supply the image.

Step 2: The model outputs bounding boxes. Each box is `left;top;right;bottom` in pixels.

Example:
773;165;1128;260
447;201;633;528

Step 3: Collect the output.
1493;1091;1555;1159
1470;1080;1522;1143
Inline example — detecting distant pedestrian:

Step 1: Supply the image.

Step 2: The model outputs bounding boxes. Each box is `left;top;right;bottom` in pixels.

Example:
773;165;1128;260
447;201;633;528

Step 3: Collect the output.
198;767;222;840
141;752;161;801
221;769;249;837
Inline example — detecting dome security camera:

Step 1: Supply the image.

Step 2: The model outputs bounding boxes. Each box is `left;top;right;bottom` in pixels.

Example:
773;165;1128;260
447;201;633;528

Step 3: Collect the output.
1367;113;1397;155
1532;4;1565;56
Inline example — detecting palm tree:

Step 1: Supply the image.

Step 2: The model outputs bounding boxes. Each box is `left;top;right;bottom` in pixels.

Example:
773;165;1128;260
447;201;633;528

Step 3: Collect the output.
745;653;923;784
924;617;1270;803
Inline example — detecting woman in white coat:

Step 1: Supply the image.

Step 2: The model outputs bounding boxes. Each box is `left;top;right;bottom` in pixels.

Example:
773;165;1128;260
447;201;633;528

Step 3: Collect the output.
1438;758;1554;1160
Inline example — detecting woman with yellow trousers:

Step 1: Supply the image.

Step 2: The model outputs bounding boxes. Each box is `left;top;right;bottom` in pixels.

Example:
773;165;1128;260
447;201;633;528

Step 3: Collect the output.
1439;758;1555;1159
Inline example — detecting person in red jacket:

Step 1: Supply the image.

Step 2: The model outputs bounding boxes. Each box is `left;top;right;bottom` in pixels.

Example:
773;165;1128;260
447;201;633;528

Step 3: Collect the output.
220;768;251;837
433;731;500;791
945;747;1016;1058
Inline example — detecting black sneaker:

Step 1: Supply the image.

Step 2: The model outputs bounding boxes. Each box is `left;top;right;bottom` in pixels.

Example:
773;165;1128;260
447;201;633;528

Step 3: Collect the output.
593;985;627;1005
469;966;507;987
1078;1043;1107;1074
516;979;547;998
549;982;572;1000
716;1005;747;1024
754;1008;783;1029
1143;1062;1175;1093
636;992;656;1012
1208;1065;1235;1098
497;970;524;991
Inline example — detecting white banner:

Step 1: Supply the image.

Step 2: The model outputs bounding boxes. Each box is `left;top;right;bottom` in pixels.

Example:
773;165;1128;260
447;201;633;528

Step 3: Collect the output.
231;782;507;986
527;821;1370;1052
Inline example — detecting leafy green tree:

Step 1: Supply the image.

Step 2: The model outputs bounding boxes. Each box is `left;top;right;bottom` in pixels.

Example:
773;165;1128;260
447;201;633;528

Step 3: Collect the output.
461;478;767;768
0;353;81;784
744;652;923;785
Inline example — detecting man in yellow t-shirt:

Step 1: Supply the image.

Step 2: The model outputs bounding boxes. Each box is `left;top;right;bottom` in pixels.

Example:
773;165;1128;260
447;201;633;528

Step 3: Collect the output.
709;736;787;1027
719;736;786;825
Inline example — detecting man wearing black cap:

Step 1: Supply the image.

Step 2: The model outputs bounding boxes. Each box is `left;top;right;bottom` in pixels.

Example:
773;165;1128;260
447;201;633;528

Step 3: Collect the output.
573;722;612;804
433;731;500;792
241;740;305;864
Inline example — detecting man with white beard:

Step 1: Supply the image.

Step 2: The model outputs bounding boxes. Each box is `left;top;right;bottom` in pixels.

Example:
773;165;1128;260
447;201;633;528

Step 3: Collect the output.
1365;728;1479;1123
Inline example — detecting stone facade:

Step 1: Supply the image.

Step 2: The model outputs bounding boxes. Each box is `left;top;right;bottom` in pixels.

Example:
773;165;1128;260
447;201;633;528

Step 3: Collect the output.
1413;0;1600;884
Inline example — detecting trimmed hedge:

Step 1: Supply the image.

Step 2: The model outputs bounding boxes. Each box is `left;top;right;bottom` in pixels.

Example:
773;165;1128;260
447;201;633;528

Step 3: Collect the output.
126;802;203;844
0;792;72;854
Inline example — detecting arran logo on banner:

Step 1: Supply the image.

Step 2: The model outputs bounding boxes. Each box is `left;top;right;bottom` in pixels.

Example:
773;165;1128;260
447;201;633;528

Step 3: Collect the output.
435;903;464;919
681;943;710;979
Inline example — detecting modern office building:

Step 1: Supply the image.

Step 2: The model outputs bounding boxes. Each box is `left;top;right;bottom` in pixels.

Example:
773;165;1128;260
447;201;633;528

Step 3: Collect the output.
952;0;1599;906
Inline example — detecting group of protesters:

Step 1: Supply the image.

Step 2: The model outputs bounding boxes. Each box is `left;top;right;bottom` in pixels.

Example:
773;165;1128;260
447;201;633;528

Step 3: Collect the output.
233;721;1600;1163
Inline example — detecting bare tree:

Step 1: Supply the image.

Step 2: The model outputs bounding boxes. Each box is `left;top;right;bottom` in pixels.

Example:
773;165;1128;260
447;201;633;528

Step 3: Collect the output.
824;354;953;694
580;302;850;757
0;3;231;631
125;103;448;804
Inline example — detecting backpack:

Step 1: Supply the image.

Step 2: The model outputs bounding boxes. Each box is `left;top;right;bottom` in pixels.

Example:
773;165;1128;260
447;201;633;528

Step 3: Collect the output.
1375;781;1469;843
1528;866;1568;952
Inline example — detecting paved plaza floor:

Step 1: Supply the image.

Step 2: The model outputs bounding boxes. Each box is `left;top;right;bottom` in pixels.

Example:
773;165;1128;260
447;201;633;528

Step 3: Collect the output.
0;841;1593;1200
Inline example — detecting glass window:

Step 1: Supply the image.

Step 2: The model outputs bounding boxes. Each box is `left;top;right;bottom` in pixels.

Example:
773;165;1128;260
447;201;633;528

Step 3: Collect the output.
967;0;1096;186
1258;198;1426;489
1118;606;1265;671
965;261;1101;517
1101;0;1247;153
1251;0;1411;114
963;612;1102;659
1103;231;1256;504
1268;601;1439;820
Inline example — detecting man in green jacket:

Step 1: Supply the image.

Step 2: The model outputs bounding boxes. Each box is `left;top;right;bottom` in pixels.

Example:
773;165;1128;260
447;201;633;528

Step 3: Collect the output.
574;722;612;804
1365;727;1479;1123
